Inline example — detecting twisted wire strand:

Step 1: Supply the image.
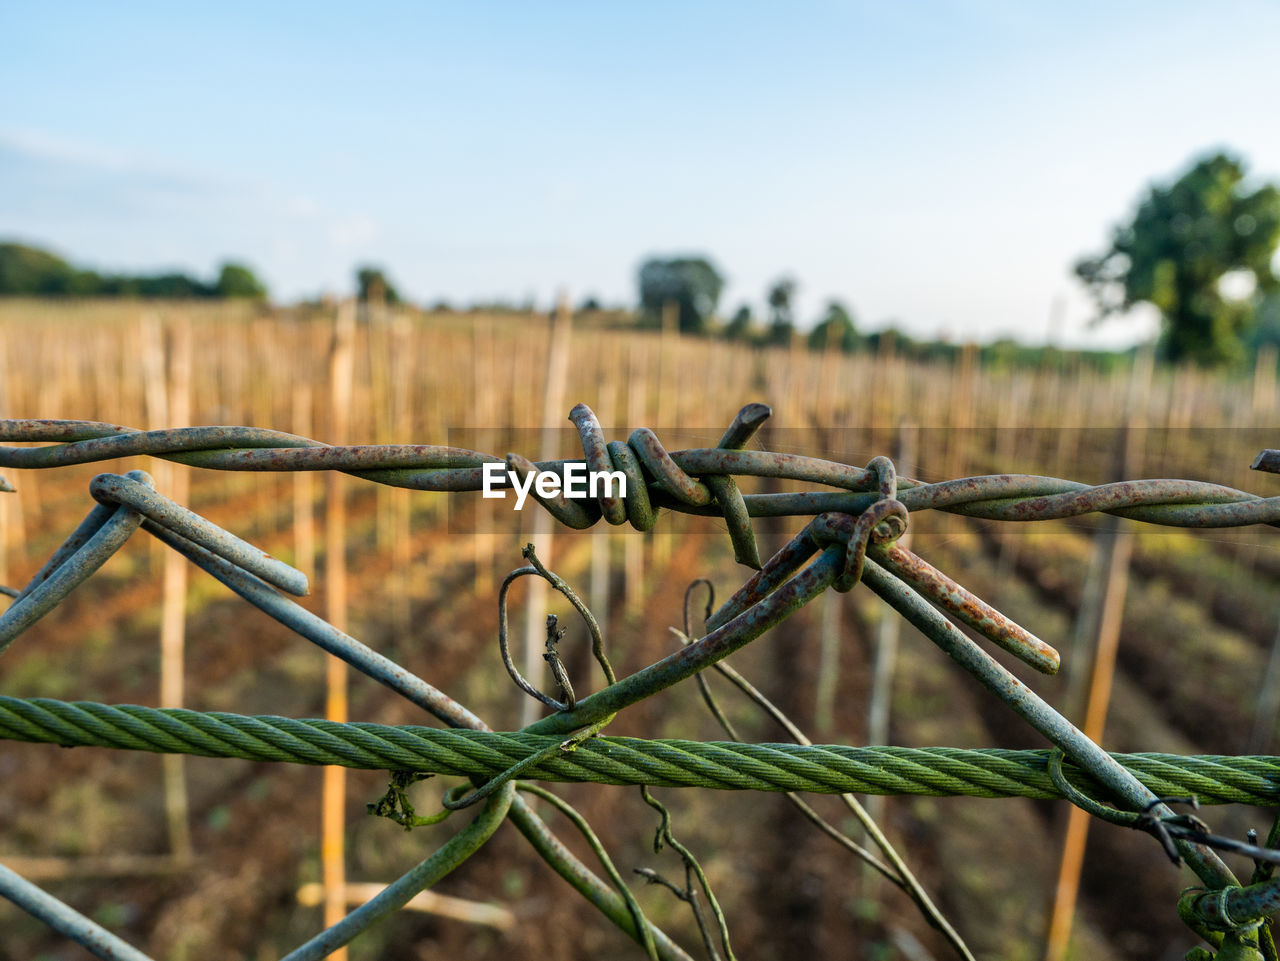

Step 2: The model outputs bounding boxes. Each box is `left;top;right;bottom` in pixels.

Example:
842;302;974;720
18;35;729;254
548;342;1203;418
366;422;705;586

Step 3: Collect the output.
2;696;1277;806
1;417;1277;543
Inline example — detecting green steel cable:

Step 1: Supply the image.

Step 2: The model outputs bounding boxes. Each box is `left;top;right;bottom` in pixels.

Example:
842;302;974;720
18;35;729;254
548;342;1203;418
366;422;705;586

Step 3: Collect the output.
2;696;1278;807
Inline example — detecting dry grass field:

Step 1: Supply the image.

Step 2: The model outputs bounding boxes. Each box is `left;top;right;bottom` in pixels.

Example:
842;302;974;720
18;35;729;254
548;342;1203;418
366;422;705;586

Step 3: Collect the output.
2;299;1279;960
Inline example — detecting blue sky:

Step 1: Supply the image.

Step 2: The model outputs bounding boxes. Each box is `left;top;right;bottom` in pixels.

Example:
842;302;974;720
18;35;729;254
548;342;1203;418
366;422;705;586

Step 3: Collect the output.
4;1;1280;347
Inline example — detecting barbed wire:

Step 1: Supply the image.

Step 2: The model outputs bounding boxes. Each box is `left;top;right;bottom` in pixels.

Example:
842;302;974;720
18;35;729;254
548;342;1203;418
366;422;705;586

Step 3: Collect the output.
3;404;1280;960
2;408;1279;554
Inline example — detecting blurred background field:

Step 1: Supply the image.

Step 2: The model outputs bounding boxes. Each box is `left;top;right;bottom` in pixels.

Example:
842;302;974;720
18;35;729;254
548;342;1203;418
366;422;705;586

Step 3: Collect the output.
2;300;1280;959
9;3;1280;957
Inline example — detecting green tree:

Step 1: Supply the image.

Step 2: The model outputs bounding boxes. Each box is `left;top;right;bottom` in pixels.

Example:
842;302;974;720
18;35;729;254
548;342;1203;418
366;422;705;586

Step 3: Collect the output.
807;299;859;351
216;262;268;300
1076;152;1280;365
725;304;755;340
637;256;725;334
765;276;797;345
0;243;86;295
0;242;272;300
132;273;214;299
356;266;402;304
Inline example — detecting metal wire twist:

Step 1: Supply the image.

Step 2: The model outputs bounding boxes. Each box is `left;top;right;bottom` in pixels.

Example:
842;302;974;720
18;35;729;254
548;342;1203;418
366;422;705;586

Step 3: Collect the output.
5;695;1280;805
4;406;1280;549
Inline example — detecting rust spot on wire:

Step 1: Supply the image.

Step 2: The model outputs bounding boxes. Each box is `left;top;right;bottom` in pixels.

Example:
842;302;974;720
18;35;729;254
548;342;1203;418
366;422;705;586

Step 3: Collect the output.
874;544;1060;675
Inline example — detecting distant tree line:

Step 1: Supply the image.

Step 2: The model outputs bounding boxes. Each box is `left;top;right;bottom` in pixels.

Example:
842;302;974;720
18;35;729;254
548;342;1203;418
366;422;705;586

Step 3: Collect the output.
634;256;889;352
634;255;1136;372
638;151;1280;368
0;242;268;300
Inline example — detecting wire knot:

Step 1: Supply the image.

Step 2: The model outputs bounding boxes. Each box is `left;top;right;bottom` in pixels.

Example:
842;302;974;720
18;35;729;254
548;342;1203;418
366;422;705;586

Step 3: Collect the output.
807;457;909;592
564;402;770;568
504;402;771;569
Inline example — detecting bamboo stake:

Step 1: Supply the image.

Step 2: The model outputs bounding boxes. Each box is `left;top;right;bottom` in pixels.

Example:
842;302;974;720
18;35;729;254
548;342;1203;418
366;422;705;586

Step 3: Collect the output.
812;591;842;736
472;318;497;595
0;331;15;588
1044;514;1134;961
657;300;679;427
369;305;394;558
140;315;195;863
520;295;572;728
1053;356;1083;473
589;358;617;629
625;342;648;618
295;882;516;931
293;384;316;581
323;301;356;958
863;422;916;837
250;314;278;527
139;316;169;576
945;344;976;480
390;313;413;636
18;327;47;538
653;303;679;570
993;377;1025;592
159;317;193;863
1044;351;1149;961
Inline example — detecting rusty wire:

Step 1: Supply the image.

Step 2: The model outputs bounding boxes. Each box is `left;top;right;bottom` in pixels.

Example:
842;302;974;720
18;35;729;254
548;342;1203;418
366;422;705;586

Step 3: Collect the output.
3;408;1279;549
